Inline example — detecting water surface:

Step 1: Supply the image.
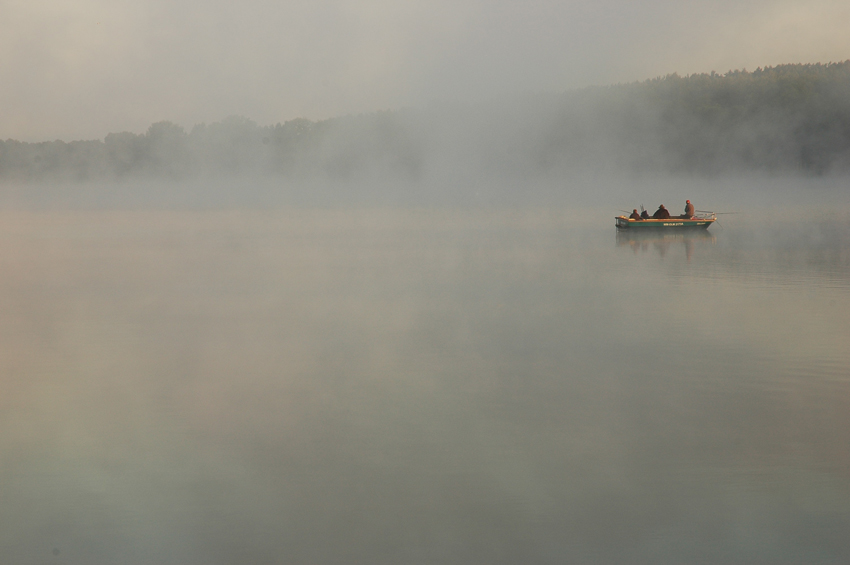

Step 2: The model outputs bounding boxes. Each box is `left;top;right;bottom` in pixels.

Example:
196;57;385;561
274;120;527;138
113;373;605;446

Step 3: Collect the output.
1;207;848;564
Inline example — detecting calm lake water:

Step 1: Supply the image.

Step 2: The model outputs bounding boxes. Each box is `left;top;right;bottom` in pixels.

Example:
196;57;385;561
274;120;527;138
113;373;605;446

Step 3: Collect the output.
1;206;848;564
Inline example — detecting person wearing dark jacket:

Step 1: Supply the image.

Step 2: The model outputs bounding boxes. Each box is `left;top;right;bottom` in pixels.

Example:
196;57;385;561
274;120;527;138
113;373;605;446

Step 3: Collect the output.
653;205;670;219
682;200;695;218
629;209;642;220
640;209;651;219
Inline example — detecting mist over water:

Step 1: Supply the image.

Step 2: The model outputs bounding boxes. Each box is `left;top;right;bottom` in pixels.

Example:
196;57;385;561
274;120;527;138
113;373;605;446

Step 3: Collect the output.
4;1;850;560
1;182;848;564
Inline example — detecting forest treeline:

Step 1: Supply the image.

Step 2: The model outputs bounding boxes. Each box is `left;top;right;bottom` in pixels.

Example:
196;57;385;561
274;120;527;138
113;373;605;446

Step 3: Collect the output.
2;61;849;182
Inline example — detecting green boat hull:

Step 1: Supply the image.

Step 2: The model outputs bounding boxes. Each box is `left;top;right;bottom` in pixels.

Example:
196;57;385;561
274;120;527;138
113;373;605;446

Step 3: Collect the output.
615;216;714;230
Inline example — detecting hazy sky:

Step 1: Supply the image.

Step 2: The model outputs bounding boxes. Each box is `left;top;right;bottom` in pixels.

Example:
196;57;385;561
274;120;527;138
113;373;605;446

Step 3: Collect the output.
2;0;849;141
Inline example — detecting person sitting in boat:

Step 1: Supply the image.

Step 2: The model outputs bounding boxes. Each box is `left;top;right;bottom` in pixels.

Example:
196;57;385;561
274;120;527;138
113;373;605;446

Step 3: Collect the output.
682;199;695;218
640;209;651;219
629;209;642;220
653;204;670;219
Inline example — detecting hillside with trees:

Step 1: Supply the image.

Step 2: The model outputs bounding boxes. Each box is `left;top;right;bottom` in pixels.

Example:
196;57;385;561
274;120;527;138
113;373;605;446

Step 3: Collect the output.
1;62;849;183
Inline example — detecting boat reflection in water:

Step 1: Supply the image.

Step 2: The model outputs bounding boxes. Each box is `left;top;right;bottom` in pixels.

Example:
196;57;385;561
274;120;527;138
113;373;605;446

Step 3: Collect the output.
616;230;716;260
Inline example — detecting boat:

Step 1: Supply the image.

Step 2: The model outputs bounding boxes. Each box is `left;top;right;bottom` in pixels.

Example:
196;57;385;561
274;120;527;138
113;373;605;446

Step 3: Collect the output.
615;211;716;230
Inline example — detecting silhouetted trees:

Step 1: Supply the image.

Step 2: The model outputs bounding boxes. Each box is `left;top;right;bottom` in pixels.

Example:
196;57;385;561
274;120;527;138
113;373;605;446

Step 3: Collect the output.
1;61;849;182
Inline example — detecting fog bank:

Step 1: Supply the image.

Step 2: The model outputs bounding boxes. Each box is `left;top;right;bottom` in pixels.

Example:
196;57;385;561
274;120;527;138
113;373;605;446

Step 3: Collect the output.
2;64;849;191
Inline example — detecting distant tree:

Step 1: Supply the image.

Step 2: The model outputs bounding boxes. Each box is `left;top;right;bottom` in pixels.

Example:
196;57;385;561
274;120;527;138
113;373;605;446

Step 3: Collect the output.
105;131;143;177
1;61;849;183
188;116;265;174
144;121;189;178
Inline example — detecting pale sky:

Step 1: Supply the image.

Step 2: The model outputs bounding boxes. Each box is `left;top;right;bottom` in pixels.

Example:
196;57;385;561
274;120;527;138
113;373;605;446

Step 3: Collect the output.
1;0;849;141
